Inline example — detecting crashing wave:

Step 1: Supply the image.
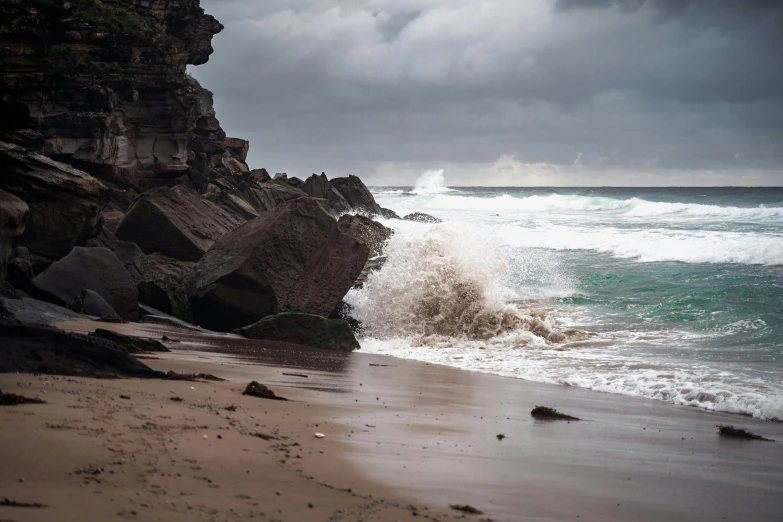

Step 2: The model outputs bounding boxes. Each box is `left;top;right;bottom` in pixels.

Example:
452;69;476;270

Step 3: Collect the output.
346;222;586;346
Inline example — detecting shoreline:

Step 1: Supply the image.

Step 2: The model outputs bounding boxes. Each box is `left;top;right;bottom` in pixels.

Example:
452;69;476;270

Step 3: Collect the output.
4;319;782;521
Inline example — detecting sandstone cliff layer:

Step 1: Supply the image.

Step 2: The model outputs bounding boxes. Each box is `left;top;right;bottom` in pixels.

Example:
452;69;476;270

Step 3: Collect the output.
0;0;248;192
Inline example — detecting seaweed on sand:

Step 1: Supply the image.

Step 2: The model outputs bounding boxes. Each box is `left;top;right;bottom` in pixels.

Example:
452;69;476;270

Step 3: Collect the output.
717;425;775;442
450;504;483;515
0;389;46;406
531;406;581;421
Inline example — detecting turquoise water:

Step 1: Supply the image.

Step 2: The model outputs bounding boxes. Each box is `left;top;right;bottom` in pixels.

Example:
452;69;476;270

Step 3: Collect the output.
347;179;783;421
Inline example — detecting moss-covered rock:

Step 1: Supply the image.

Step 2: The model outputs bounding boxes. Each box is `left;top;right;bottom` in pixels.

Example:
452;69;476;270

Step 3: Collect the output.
237;313;361;352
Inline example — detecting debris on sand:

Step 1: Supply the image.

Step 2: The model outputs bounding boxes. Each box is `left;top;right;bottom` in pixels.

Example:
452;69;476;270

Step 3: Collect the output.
169;397;184;402
254;432;278;441
718;425;775;442
225;404;238;412
119;395;130;400
242;381;287;401
282;373;308;378
165;370;226;382
450;504;483;515
314;432;325;439
496;433;506;441
531;406;581;421
0;388;46;406
0;497;47;508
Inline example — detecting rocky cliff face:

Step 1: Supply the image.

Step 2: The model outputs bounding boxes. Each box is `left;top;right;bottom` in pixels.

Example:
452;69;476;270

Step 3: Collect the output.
0;0;248;192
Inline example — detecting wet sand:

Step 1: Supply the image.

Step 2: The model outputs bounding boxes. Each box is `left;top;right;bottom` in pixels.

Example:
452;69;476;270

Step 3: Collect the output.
3;320;783;521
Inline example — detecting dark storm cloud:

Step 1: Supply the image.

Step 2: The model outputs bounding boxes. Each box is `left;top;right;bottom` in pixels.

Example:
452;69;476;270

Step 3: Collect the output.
195;0;783;185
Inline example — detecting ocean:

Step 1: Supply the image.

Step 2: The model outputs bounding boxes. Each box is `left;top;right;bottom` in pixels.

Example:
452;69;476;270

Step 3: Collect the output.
344;171;783;421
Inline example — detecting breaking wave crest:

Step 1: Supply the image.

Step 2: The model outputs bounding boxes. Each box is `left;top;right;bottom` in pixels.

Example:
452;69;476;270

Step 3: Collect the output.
416;193;783;221
347;223;585;346
410;169;454;195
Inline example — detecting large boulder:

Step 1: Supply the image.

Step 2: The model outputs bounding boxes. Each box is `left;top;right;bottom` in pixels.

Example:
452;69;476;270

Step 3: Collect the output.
0;142;105;267
0;188;29;281
302;173;351;214
337;214;393;257
31;247;139;320
189;197;370;331
98;239;195;321
330;175;382;215
250;182;309;211
115;184;244;262
238;313;360;352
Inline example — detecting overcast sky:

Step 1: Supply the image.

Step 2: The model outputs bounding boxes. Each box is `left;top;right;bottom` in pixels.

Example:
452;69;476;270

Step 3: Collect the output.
195;0;783;186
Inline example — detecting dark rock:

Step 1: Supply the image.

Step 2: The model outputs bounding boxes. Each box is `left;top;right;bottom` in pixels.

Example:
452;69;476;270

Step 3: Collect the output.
273;174;305;190
330;175;383;215
250;169;271;183
329;300;361;332
5;246;34;290
0;295;90;328
379;207;401;220
90;329;169;354
69;289;121;322
242;381;287;401
302;173;350;214
31;247;139;320
0;188;29;281
138;306;220;334
403;212;442;223
0;325;162;378
0;141;105;266
115;184;244;262
239;312;361;352
189;197;369;331
223;138;250;162
102;211;124;234
337;215;393;257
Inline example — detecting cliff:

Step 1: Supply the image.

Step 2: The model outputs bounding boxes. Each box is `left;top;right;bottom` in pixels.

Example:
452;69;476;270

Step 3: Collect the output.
0;0;248;193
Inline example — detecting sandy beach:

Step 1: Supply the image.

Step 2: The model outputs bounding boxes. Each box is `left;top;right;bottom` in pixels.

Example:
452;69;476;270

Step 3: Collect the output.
2;320;782;522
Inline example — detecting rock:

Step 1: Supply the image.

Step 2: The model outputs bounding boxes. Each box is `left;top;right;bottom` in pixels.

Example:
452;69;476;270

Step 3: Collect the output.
223;138;250;162
189;197;369;331
302;173;350;214
329;301;362;333
0;142;104;266
68;289;121;322
330;175;383;215
0;295;87;328
102;211;124;234
337;215;393;257
379;207;401;220
0;188;29;281
5;246;34;290
132;252;195;320
0;325;162;378
138;304;221;334
242;381;286;401
115;184;243;262
32;247;139;320
403;212;442;223
239;313;360;352
250;169;271;183
250;183;310;211
273;174;305;190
